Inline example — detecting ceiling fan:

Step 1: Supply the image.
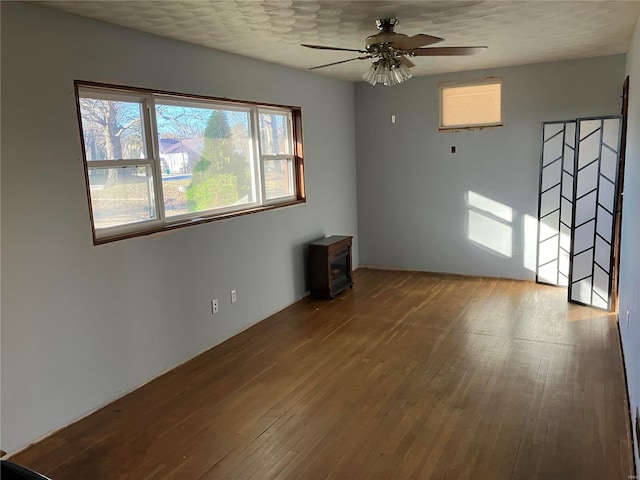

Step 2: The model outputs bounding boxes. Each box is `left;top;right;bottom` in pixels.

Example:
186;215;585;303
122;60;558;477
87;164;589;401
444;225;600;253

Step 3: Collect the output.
302;18;487;86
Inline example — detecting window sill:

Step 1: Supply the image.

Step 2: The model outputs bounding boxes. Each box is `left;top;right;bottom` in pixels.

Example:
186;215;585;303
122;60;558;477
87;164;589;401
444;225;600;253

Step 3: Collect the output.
93;198;306;245
438;124;503;133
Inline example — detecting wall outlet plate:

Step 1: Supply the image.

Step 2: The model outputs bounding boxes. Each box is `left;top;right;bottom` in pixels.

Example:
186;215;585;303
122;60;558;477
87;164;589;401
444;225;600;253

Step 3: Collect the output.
211;299;218;314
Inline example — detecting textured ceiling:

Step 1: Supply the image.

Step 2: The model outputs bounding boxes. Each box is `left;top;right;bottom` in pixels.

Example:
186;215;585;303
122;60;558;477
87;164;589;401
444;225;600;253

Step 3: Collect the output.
38;1;640;82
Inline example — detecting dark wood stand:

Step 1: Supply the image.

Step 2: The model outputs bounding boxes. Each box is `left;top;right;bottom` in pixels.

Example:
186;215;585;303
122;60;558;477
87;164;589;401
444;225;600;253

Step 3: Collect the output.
309;235;353;299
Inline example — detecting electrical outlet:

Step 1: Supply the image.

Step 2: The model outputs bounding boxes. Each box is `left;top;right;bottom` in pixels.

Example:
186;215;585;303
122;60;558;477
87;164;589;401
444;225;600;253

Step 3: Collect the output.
231;290;237;304
512;245;520;256
211;299;218;314
627;309;630;329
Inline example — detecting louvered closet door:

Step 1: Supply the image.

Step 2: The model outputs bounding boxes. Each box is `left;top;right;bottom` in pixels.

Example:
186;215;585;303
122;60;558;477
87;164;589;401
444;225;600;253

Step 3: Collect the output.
536;121;576;287
568;116;622;310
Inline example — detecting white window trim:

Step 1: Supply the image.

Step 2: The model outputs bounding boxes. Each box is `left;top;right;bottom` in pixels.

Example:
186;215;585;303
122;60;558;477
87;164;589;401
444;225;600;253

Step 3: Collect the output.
79;88;164;239
257;108;297;204
260;156;296;204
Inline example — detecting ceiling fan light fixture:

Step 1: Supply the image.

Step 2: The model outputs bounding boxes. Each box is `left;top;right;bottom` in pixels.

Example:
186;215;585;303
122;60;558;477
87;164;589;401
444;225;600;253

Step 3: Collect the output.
393;61;413;84
374;59;391;84
362;62;378;85
305;18;484;83
363;58;412;86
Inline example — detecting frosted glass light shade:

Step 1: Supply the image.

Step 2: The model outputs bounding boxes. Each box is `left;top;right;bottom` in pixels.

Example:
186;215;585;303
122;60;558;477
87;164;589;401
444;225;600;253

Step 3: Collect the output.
363;58;412;86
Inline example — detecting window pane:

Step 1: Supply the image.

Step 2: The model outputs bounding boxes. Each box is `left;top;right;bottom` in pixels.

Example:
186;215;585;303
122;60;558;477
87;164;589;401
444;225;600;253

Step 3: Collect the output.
441;82;501;128
79;97;147;160
264;158;294;200
259;112;292;155
88;166;156;229
156;103;255;216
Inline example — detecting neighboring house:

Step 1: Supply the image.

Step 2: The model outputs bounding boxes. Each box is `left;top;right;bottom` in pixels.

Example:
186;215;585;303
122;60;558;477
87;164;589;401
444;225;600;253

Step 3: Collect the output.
158;137;204;174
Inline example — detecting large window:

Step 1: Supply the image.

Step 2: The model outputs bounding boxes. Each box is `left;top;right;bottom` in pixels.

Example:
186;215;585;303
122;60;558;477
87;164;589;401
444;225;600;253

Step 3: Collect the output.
76;82;304;244
439;78;502;130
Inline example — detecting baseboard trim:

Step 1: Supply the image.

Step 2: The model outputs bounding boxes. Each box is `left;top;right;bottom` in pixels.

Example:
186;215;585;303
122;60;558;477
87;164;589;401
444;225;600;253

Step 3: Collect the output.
616;317;638;478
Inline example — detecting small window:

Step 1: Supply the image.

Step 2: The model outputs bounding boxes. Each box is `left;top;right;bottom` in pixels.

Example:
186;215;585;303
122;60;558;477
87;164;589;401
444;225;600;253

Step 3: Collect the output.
439;78;502;130
76;82;305;244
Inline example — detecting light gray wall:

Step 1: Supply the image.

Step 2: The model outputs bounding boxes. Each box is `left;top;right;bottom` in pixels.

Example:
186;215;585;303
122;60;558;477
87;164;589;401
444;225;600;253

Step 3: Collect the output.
355;55;626;280
0;2;358;453
619;16;640;468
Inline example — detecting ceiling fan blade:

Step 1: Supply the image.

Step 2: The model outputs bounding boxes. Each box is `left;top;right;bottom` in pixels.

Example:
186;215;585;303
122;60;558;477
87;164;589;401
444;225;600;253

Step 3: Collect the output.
390;34;444;50
308;56;372;70
412;46;488;56
301;44;368;54
399;55;415;68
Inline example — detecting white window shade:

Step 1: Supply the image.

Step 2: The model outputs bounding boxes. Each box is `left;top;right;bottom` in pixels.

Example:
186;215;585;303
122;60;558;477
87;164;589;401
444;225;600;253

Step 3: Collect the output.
440;80;502;129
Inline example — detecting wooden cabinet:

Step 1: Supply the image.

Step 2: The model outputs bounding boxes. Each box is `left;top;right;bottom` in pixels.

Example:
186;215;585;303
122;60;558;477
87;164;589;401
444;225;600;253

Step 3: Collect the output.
309;235;353;299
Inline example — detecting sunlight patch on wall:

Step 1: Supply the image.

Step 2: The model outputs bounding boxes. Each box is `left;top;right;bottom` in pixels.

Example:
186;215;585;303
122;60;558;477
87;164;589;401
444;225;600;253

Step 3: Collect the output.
523;214;537;272
468;190;513;222
467;191;513;258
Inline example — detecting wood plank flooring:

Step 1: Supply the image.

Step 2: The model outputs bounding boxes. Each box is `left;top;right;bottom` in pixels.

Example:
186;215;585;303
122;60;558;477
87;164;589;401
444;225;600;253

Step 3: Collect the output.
10;269;634;479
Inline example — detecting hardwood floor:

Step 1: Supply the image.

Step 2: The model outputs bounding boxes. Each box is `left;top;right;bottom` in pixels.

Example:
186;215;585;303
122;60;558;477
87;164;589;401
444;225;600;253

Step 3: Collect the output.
10;269;634;479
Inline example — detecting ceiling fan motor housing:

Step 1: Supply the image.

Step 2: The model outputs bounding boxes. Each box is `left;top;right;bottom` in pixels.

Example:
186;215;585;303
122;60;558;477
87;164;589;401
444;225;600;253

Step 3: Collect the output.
366;18;407;53
376;18;399;31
